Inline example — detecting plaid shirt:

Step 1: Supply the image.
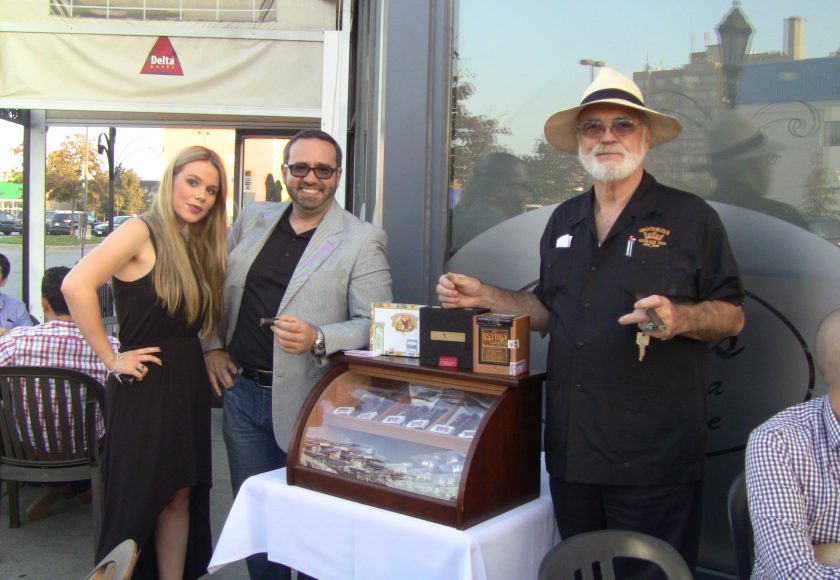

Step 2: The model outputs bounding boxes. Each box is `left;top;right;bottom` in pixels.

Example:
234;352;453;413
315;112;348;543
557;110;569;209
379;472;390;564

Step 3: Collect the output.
0;320;119;452
746;396;840;578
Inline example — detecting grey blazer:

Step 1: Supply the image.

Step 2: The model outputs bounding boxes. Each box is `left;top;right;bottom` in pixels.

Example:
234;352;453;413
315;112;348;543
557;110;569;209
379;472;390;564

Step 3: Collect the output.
205;200;393;450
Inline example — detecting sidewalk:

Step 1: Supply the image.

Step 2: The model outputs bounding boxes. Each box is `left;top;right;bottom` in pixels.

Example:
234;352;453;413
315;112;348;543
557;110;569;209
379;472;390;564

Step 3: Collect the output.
0;408;248;579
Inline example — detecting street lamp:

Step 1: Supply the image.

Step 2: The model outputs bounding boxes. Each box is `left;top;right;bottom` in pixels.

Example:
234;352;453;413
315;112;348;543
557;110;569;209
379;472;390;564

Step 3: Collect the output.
716;1;753;109
97;127;116;234
579;58;606;81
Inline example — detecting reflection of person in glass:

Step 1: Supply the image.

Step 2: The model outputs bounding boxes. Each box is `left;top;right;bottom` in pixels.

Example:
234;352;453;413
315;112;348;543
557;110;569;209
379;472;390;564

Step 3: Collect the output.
451;152;530;250
705;111;808;229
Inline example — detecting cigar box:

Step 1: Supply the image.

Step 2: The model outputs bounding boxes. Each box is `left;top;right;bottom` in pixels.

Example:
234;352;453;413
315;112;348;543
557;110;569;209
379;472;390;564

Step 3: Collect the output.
370;303;424;357
472;314;530;376
419;306;489;369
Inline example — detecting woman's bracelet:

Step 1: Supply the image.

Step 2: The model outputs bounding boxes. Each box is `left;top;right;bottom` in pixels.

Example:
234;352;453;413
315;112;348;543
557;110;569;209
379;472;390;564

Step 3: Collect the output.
107;351;125;383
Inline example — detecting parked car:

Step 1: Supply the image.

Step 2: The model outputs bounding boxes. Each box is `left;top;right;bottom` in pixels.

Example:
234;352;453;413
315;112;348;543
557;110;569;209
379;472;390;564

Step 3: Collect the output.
47;211;83;235
93;215;133;237
47;211;100;235
806;215;840;247
0;211;19;235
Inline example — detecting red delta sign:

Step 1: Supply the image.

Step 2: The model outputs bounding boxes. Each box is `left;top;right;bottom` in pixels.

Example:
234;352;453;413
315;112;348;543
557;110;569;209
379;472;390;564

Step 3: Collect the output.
140;37;184;76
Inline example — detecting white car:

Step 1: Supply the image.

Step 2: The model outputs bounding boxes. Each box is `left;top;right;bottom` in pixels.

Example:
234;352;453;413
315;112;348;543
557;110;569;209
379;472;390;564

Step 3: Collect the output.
92;215;133;237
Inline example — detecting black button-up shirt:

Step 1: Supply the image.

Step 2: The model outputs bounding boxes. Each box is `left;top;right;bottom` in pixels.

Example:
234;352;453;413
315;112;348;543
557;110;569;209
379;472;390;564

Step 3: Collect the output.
534;172;744;485
229;207;315;371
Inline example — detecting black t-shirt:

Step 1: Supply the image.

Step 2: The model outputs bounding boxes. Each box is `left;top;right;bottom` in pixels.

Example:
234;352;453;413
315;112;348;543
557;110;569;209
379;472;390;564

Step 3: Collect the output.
228;207;315;370
534;172;744;486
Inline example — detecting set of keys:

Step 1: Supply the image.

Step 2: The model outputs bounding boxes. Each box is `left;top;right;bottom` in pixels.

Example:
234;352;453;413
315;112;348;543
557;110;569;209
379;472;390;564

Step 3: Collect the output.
635;308;666;362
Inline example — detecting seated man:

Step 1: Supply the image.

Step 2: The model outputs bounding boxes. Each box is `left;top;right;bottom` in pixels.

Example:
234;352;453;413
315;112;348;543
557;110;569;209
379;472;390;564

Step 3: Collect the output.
0;266;119;520
746;308;840;577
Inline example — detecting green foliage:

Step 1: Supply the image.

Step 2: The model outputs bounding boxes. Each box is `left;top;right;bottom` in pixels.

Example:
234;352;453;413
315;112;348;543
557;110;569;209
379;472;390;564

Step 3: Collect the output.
46;134;105;212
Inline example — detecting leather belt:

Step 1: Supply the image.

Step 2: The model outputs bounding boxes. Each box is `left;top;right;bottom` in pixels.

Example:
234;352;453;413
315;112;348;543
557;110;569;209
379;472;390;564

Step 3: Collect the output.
241;367;273;387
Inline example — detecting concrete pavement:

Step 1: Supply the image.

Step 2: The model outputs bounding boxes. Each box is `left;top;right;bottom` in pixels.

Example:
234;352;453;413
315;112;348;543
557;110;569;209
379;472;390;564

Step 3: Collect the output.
0;408;249;579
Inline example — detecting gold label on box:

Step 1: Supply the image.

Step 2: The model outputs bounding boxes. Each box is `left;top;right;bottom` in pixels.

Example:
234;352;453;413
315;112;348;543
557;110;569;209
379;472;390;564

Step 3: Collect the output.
479;326;511;364
430;331;466;343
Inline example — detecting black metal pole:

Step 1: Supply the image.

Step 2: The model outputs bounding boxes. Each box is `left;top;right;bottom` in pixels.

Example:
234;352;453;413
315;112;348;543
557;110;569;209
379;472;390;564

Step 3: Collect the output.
106;127;116;233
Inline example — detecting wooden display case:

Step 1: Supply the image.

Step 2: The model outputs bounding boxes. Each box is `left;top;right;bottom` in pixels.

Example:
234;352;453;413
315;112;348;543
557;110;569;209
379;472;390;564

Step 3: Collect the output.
287;354;545;529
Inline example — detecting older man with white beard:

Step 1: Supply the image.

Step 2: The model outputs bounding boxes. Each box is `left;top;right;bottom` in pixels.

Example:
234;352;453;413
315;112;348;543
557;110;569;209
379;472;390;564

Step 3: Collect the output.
437;68;744;572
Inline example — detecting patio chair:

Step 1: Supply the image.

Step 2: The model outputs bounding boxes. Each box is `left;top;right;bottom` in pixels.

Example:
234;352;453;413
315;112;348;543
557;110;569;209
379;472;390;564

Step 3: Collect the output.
0;366;106;553
538;529;693;580
84;538;139;580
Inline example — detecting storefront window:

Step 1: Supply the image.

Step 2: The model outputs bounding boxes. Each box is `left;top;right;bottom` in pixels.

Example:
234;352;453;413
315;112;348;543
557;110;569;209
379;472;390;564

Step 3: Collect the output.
446;1;839;574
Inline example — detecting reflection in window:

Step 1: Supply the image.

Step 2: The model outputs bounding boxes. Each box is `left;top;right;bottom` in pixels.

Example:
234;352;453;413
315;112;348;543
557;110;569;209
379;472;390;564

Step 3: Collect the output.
827;121;840;147
49;0;276;22
447;1;840;258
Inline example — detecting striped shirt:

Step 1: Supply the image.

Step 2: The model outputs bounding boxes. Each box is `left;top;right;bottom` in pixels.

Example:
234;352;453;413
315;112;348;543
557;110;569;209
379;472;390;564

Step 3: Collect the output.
0;320;119;452
746;396;840;578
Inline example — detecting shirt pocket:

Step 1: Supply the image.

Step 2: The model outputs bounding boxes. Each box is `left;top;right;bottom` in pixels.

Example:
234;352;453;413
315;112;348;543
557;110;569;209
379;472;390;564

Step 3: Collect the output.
616;245;698;302
540;247;576;304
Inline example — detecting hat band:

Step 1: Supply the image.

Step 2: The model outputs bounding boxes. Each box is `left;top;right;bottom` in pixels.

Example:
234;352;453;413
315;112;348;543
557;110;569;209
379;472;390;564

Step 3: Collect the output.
581;88;644;108
708;132;765;163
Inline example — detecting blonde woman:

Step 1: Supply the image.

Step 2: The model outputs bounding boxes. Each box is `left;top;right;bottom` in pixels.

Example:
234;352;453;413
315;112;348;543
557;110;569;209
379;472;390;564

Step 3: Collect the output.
62;146;227;579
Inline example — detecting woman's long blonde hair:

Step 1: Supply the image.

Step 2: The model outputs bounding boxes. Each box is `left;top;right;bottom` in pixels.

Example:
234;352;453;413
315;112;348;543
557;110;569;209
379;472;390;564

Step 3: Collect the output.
142;146;227;338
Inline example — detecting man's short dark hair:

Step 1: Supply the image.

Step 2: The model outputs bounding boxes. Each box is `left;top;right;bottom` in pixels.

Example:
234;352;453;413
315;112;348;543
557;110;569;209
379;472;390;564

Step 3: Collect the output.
0;253;10;280
42;267;71;316
283;129;343;168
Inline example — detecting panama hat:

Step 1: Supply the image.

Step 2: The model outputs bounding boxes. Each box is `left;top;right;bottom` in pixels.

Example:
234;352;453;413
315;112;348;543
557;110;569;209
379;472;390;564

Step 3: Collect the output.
705;110;784;165
544;67;683;154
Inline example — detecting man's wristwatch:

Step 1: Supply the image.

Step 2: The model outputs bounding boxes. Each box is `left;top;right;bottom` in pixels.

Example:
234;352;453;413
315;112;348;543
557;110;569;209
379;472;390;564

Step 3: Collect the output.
312;327;326;356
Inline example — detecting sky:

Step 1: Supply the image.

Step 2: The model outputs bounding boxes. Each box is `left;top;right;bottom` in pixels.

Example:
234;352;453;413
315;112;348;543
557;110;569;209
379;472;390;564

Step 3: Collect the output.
455;0;839;155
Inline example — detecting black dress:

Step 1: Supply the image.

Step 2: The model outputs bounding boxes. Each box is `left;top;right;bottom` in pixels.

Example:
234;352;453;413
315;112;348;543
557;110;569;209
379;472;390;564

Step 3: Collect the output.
96;264;212;579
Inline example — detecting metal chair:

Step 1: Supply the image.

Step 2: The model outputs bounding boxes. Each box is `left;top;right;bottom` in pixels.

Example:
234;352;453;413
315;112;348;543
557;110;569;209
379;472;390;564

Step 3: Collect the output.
84;538;139;580
727;471;754;579
0;366;106;553
538;529;693;580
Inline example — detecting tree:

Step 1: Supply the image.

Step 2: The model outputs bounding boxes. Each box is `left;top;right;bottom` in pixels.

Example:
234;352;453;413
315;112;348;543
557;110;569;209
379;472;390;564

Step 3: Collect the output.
7;145;23;183
449;69;511;189
114;165;146;215
523;139;587;205
46;134;106;213
800;149;840;217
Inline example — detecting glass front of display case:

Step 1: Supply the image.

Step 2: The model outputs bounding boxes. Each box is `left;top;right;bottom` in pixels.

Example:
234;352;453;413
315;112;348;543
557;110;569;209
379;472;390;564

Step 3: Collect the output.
298;370;496;502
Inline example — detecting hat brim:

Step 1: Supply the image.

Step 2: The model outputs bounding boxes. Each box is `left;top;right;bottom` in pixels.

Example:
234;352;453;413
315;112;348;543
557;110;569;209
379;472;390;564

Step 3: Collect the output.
544;99;683;154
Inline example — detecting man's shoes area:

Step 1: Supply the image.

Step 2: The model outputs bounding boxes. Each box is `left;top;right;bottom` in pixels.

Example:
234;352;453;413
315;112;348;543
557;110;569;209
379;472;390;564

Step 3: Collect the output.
25;484;89;521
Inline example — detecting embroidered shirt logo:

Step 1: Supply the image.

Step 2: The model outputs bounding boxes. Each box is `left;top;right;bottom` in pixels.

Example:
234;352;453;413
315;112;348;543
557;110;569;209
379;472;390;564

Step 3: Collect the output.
637;226;670;248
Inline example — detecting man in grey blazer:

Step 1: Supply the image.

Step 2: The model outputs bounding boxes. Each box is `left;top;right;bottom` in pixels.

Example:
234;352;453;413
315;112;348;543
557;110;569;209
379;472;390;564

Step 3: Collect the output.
204;129;392;580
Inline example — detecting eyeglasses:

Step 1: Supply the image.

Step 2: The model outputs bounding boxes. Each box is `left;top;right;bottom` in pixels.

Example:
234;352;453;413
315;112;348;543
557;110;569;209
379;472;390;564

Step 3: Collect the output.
285;164;340;179
577;118;642;139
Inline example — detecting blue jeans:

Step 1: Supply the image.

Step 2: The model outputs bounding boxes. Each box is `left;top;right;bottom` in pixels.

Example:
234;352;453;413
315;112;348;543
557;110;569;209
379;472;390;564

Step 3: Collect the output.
223;373;316;580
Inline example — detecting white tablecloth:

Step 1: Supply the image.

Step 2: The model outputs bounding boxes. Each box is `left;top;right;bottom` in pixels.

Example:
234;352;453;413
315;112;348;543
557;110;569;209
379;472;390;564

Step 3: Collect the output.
209;463;559;580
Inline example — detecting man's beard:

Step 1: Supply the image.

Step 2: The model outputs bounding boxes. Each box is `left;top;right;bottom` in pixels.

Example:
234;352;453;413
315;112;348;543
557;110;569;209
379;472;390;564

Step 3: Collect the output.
578;143;646;182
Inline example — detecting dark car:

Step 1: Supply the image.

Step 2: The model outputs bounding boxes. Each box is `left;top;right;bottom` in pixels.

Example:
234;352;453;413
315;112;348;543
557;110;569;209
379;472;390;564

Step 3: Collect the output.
92;215;132;237
0;211;18;235
806;215;840;247
47;211;82;235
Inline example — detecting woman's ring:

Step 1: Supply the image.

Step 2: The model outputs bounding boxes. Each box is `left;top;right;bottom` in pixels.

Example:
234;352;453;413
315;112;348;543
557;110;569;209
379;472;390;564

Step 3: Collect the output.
139;364;146;372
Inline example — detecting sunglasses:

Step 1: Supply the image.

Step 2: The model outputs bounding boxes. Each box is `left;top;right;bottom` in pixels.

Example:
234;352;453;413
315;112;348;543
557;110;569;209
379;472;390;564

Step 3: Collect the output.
577;118;642;139
285;164;339;179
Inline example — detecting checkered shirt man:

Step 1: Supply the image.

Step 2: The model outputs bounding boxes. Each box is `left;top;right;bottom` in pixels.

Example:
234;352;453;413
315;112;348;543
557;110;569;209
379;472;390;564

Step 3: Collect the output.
746;395;840;578
0;320;119;453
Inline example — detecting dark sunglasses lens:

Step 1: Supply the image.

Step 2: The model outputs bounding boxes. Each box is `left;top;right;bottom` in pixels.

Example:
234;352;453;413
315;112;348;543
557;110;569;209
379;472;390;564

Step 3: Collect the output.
289;165;310;177
313;167;334;179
